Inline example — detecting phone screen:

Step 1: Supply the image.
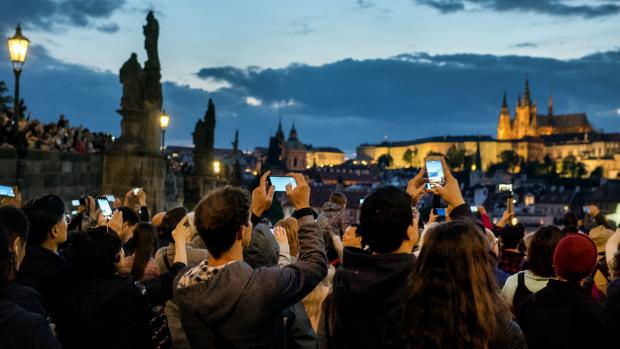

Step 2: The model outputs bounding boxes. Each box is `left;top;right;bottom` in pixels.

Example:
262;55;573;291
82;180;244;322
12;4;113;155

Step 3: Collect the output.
0;185;15;198
97;197;113;218
71;200;80;207
470;206;478;213
270;176;297;192
436;208;446;216
105;195;115;202
499;184;513;192
583;206;590;214
133;188;141;195
425;159;445;188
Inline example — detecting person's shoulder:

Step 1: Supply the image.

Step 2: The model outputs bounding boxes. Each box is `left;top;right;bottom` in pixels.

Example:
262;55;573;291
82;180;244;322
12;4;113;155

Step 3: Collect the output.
493;315;527;349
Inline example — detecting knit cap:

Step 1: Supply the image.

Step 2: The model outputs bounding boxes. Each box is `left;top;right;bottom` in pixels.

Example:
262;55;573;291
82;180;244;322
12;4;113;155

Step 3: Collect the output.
553;233;597;282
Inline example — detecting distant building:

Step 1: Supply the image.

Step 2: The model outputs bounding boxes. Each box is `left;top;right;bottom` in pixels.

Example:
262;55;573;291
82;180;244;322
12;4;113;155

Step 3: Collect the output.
357;78;620;178
306;146;345;168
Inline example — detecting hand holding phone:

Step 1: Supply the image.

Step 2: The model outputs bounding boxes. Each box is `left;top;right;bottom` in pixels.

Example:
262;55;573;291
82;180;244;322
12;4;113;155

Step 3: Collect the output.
424;157;445;189
0;184;16;198
435;208;446;217
269;176;297;192
96;197;113;218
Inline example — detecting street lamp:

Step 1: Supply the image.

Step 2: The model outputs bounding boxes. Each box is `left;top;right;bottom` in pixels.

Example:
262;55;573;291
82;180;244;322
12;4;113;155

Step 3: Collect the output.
7;24;30;122
159;110;170;152
213;160;221;175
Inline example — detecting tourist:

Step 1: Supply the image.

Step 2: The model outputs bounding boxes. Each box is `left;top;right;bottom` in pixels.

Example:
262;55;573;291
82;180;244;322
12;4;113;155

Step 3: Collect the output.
61;214;189;349
0;206;46;317
174;172;327;348
587;224;613;297
19;194;77;338
154;207;208;349
517;233;617;348
114;206;141;245
497;223;526;275
119;222;160;280
341;224;363;250
404;220;526;349
0;227;62;349
318;176;425;347
501;225;565;309
606;246;620;330
317;191;347;263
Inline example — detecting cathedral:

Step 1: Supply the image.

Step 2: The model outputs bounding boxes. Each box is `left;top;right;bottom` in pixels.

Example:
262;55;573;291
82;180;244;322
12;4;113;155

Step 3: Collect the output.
497;78;592;140
265;119;307;172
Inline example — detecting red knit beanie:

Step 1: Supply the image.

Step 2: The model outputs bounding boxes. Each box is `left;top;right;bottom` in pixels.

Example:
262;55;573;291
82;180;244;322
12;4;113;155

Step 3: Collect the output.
553;233;597;282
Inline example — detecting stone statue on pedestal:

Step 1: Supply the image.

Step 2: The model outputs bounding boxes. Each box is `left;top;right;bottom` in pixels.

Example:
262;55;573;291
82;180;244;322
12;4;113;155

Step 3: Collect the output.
143;11;162;111
119;53;144;111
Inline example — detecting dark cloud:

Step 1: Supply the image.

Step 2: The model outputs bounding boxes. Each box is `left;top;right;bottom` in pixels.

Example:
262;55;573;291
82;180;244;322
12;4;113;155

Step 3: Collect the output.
355;0;375;10
0;0;125;35
96;23;120;33
513;42;538;48
1;42;619;154
416;0;620;18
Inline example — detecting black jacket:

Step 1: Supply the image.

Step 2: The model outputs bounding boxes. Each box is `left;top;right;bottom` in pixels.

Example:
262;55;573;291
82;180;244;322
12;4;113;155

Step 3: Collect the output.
606;278;620;331
19;245;78;331
517;279;617;349
2;282;47;318
61;262;185;349
319;247;416;348
0;293;61;349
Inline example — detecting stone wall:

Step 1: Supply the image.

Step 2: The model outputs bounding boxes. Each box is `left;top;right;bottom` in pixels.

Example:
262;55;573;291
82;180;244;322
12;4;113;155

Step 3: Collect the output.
0;148;103;204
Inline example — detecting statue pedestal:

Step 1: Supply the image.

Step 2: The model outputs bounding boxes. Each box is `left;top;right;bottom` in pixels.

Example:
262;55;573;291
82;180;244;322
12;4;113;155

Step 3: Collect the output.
114;109;161;154
103;151;166;213
183;174;218;210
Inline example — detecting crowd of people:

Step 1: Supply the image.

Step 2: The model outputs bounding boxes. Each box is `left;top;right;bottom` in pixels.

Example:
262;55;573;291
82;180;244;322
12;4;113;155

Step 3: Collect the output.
0;157;619;348
0;113;112;153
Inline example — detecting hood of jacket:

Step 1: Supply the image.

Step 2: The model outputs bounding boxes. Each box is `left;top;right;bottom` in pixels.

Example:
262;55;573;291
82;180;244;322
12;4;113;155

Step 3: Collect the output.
173;261;254;325
321;201;344;213
333;247;415;313
0;297;23;328
243;223;279;268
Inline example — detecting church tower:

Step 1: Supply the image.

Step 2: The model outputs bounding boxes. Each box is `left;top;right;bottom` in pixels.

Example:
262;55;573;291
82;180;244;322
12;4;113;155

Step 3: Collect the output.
497;91;512;140
514;77;538;138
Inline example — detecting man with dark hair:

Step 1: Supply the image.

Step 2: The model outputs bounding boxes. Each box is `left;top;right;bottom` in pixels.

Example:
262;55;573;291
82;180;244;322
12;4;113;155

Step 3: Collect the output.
498;223;526;275
174;172;327;348
115;206;140;243
319;158;475;348
19;194;77;340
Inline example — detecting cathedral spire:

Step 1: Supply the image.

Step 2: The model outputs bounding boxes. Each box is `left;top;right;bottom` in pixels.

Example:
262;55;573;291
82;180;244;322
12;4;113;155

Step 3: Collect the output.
523;74;531;106
502;90;508;109
548;91;553;116
517;93;522;107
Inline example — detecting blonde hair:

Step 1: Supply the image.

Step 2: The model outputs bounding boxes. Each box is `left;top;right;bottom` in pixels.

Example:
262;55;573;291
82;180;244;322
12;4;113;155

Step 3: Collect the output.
276;217;299;256
303;265;335;331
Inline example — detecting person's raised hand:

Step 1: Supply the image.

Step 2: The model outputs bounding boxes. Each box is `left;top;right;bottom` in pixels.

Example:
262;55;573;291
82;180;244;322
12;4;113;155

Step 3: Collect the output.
587;205;600;217
431;157;465;210
137;189;147;207
274;226;288;245
124;189;134;207
172;215;191;244
428;208;439;224
407;168;427;205
106;210;124;235
0;186;22;207
286;173;310;210
251;171;275;217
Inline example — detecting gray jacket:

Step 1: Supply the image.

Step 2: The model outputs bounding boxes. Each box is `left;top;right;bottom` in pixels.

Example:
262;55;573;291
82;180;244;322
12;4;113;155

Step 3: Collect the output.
173;217;327;348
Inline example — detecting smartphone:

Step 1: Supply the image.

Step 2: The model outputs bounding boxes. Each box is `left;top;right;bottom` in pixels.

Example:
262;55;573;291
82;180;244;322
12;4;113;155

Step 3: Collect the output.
133;188;141;196
71;210;78;215
0;184;15;198
498;184;513;193
360;198;365;205
435;208;446;216
71;200;80;207
269;176;296;192
425;157;445;189
583;206;590;214
511;217;518;226
470;206;478;213
96;197;113;218
105;195;115;202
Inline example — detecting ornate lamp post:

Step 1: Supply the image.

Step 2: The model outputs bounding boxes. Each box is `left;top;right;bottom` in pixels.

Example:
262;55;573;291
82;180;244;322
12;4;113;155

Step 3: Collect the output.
159;110;170;152
7;24;30;122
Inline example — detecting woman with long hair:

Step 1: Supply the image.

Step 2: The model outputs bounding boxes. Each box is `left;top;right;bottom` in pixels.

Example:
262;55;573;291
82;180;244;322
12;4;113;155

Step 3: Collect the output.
403;220;526;349
119;223;159;280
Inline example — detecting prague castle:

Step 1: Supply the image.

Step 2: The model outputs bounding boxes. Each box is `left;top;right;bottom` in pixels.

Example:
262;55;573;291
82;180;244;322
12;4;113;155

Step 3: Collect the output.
497;78;592;140
357;78;620;178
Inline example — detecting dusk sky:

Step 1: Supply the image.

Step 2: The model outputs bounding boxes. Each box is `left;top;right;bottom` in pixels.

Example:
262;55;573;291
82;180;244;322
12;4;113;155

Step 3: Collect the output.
0;0;619;155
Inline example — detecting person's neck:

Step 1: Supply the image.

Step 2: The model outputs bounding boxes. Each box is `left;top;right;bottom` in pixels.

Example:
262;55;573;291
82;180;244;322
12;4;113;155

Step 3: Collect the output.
40;240;58;254
207;244;243;267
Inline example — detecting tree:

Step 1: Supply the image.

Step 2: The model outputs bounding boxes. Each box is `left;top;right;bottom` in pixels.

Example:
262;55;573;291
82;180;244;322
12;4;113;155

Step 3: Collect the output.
499;150;520;173
590;166;604;179
230;159;243;186
445;146;466;171
0;81;12;111
378;153;393;168
402;148;415;168
561;155;587;178
542;154;557;177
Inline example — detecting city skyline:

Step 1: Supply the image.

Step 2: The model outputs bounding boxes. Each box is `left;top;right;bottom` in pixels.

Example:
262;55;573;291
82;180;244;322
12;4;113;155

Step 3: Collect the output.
0;0;619;154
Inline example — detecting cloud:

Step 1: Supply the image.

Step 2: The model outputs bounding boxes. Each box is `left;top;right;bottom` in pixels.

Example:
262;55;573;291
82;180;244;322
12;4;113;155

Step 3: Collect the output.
415;0;620;18
1;41;620;153
289;21;314;36
0;0;125;35
354;0;376;10
96;22;120;33
512;42;538;48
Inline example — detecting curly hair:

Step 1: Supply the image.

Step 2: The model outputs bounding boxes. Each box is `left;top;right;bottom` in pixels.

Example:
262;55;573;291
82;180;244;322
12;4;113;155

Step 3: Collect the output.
403;220;510;349
194;186;251;259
